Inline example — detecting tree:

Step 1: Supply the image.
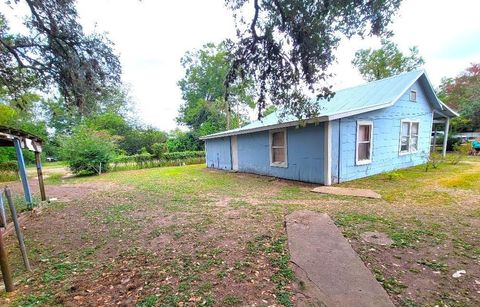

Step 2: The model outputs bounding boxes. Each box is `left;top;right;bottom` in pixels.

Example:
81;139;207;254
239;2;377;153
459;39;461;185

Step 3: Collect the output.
0;99;48;163
151;142;168;158
178;42;254;134
61;125;118;174
224;0;402;119
352;39;424;81
85;112;168;155
438;63;480;131
167;129;203;152
0;0;121;114
44;85;132;135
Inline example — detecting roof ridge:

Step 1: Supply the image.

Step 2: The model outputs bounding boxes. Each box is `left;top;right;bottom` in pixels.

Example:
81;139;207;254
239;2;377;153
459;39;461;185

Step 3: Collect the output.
335;69;425;93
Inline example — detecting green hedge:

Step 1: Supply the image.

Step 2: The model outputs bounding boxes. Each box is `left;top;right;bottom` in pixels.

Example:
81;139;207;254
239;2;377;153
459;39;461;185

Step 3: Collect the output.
163;151;204;160
112;151;205;171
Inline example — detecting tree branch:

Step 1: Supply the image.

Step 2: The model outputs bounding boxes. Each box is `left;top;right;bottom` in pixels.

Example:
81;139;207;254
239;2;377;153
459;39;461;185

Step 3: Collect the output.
251;0;260;38
0;38;26;68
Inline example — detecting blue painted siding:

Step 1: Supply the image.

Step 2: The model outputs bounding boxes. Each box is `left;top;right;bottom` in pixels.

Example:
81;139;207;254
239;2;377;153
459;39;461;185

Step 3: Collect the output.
331;80;433;182
205;137;232;170
237;123;325;183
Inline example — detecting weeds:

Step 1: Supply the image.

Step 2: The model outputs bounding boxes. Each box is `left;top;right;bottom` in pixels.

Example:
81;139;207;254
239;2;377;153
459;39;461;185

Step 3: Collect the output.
416;259;448;272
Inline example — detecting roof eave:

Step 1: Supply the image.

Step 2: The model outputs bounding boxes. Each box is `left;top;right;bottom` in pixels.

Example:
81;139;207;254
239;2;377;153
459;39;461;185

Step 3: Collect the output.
200;116;329;140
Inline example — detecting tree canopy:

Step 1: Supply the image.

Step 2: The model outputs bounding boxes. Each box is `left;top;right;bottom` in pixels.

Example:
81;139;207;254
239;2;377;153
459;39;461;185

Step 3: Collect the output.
352;39;424;81
0;0;206;170
0;0;121;114
438;63;480;132
177;42;254;135
224;0;402;119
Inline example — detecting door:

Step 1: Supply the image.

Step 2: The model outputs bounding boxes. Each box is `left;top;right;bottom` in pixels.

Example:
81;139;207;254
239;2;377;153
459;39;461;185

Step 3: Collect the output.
231;135;238;171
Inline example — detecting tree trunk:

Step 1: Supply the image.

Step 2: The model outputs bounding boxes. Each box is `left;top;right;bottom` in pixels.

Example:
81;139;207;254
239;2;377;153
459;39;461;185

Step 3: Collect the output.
226;101;231;130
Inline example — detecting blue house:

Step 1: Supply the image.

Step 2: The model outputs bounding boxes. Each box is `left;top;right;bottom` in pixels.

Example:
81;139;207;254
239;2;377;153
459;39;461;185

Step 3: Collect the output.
201;70;458;185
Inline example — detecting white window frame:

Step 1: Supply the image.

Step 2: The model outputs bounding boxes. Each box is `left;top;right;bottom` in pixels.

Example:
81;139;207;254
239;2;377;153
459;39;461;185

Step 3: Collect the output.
355;120;373;165
399;119;420;155
269;128;288;168
409;90;417;102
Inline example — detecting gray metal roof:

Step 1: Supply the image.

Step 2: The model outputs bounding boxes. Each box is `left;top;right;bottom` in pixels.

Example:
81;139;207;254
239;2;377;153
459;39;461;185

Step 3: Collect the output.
201;70;458;140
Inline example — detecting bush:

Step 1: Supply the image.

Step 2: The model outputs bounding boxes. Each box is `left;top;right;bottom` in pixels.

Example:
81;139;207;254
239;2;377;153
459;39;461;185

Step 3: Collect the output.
425;152;443;172
448;143;470;165
151;142;168;158
0;161;19;182
436;135;462;151
163;151;204;161
0;161;18;172
111;151;205;171
62;126;118;175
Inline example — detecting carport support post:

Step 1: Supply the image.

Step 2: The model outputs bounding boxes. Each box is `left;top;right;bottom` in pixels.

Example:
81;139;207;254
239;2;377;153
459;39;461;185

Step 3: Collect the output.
35;151;46;201
442;118;450;157
5;187;32;272
0;228;14;292
0;196;6;228
13;138;33;209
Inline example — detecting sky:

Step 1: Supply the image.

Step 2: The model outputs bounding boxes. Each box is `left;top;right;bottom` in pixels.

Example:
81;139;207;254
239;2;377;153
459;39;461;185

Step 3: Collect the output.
4;0;480;131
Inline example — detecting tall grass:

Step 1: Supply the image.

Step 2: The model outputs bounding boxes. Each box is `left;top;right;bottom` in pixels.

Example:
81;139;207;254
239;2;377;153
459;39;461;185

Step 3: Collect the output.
110;157;205;172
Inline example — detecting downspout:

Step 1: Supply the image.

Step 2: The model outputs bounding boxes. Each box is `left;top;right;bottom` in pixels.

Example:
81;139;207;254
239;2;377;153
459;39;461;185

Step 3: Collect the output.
324;122;332;185
229;137;233;170
337;118;341;184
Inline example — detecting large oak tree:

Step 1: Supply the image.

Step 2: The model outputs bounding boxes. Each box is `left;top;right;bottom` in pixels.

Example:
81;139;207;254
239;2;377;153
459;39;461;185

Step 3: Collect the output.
0;0;121;115
224;0;403;120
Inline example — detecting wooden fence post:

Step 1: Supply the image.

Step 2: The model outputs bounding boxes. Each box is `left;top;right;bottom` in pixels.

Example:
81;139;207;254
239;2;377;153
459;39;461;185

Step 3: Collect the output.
35;152;46;201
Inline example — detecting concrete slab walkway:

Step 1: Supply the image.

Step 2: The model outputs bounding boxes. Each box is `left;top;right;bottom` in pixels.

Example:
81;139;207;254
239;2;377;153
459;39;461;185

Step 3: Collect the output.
286;210;394;307
311;186;381;199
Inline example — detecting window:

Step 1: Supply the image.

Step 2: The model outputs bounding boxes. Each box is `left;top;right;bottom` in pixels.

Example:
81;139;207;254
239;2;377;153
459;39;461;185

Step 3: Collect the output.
270;129;287;167
409;90;417;102
400;120;419;154
356;121;373;165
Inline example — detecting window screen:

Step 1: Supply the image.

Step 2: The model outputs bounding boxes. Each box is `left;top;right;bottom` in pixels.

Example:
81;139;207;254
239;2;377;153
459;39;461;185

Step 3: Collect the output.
400;121;419;153
410;122;419;151
400;122;410;152
357;123;372;163
410;90;417;102
271;131;286;164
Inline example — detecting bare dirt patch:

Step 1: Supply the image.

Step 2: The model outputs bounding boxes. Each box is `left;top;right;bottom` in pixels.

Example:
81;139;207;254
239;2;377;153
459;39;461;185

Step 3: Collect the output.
361;232;394;246
6;179;115;202
2;161;480;306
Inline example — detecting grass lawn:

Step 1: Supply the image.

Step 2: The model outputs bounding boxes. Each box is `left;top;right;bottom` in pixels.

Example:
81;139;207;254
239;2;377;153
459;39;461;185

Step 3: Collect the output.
1;157;479;306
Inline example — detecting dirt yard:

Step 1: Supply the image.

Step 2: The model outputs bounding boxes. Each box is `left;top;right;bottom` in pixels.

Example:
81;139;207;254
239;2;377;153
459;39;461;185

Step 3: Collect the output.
0;158;479;306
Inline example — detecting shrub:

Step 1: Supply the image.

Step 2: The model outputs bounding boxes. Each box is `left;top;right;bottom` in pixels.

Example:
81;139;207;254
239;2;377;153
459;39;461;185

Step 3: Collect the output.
0;161;19;182
448;143;470;165
385;170;403;181
111;151;205;171
134;152;153;168
151;142;168;158
61;126;118;175
436;135;462;151
163;151;204;161
425;152;443;172
0;161;18;172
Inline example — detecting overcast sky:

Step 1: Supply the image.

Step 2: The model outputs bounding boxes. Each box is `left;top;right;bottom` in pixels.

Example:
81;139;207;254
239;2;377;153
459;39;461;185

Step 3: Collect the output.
5;0;480;131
